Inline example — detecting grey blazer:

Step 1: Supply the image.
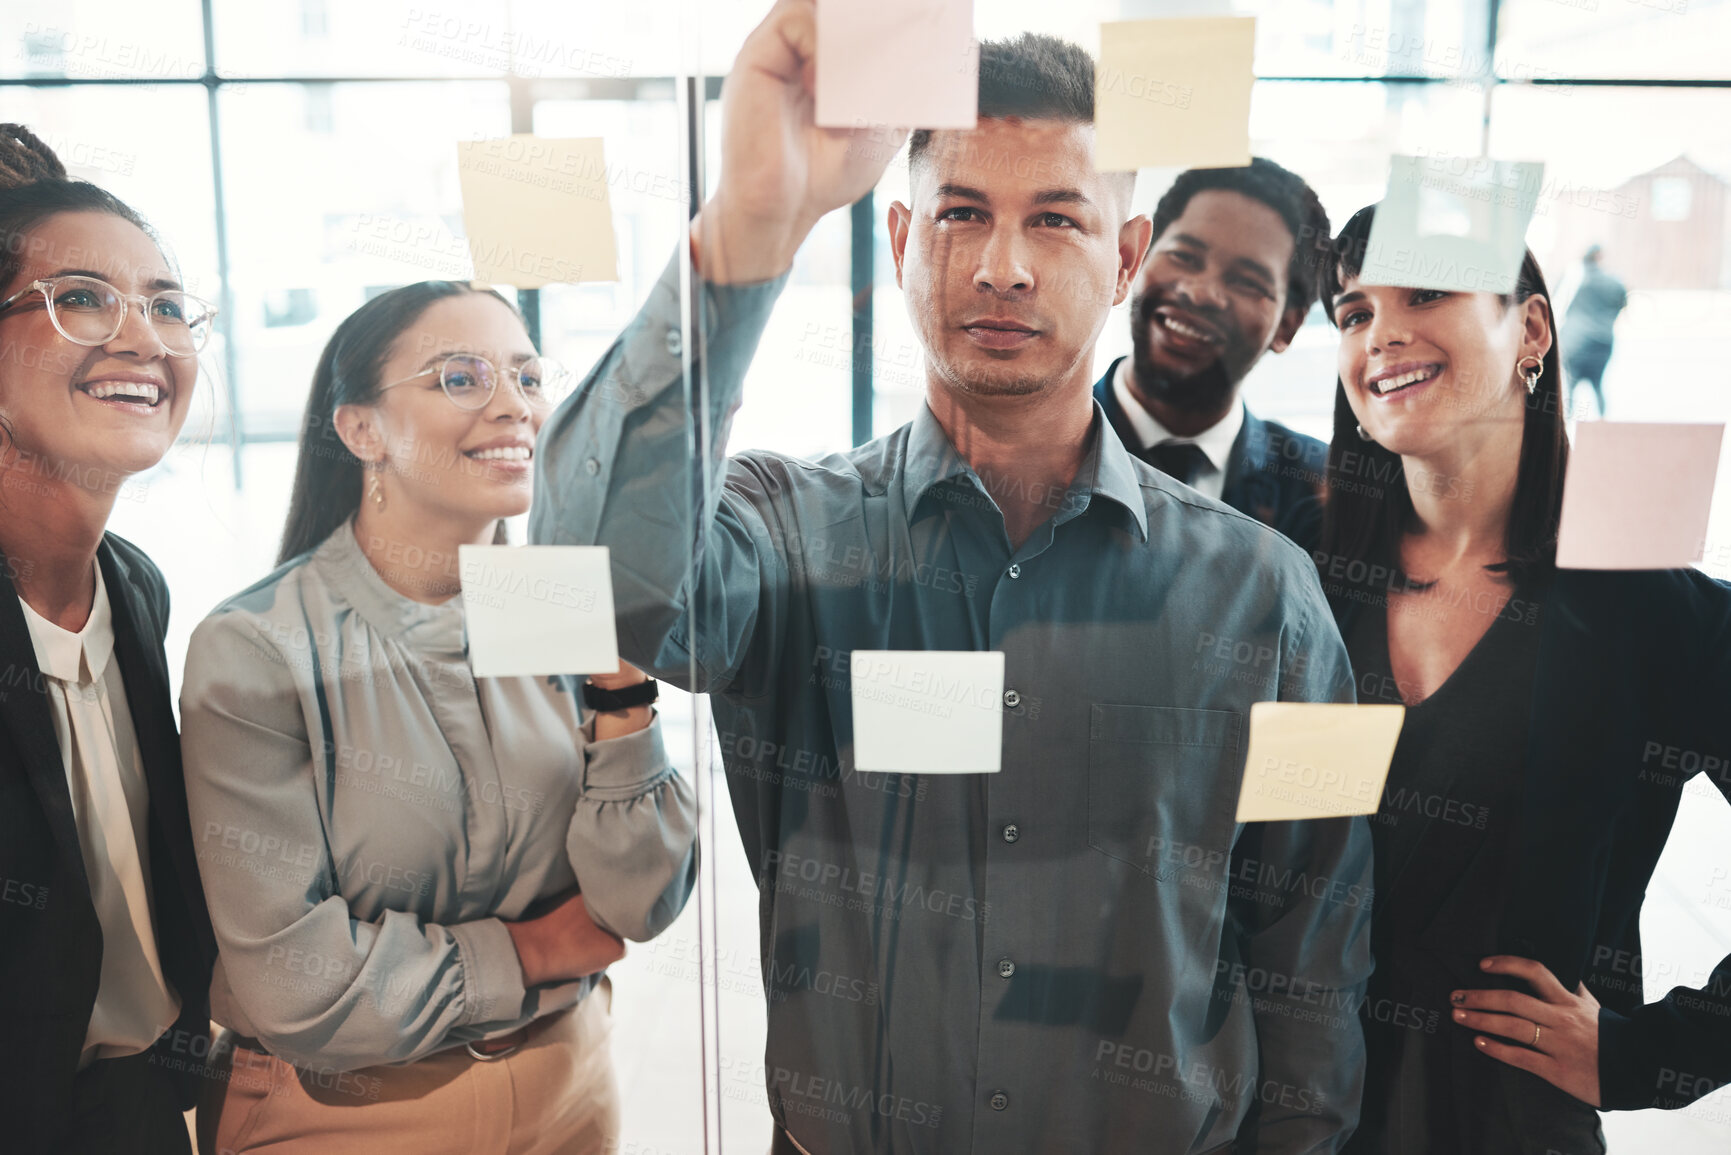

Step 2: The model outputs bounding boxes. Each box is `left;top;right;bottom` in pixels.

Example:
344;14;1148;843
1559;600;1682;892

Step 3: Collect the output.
179;523;696;1071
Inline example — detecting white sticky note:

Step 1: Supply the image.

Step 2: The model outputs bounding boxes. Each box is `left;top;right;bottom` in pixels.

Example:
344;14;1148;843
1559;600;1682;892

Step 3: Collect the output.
459;545;619;678
850;650;1003;774
815;0;978;129
456;136;618;287
1095;17;1255;172
1556;422;1724;570
1360;155;1543;295
1235;702;1405;823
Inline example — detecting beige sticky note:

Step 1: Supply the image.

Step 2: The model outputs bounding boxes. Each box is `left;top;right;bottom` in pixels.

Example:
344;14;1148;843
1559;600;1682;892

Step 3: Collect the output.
1556;422;1725;570
815;0;978;129
456;136;618;287
1235;702;1405;823
1095;17;1255;173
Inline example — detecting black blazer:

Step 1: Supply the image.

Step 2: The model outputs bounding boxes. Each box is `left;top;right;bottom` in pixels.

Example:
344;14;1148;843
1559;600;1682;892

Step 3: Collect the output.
1335;566;1731;1110
1093;357;1329;551
0;534;215;1150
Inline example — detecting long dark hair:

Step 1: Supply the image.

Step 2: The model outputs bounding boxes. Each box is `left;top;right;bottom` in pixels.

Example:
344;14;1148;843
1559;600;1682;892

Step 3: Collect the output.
277;282;520;563
1315;204;1568;602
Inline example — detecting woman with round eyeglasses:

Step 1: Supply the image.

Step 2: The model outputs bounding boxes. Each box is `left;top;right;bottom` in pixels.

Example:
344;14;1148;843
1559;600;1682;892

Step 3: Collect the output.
1312;204;1731;1152
0;124;219;1154
180;279;696;1153
0;273;216;360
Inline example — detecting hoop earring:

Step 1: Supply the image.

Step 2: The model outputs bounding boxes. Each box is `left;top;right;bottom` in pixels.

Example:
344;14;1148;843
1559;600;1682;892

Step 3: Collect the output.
367;461;386;510
1356;423;1374;443
1517;355;1542;395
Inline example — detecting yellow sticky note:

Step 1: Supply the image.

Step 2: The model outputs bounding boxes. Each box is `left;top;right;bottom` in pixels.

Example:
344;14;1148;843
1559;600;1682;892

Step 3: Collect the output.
1095;17;1255;173
1235;702;1405;823
456;136;618;287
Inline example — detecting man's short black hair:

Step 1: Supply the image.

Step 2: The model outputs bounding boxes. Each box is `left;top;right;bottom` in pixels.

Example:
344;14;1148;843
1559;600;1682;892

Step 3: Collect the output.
906;33;1133;205
908;34;1094;169
1147;158;1331;312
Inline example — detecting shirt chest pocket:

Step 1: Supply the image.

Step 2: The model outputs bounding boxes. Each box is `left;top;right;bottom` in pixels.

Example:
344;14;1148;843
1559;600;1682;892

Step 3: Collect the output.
1087;703;1243;883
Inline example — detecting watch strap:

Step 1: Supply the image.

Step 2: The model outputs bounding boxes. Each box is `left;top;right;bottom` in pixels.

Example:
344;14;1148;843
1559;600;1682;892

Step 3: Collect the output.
583;677;659;712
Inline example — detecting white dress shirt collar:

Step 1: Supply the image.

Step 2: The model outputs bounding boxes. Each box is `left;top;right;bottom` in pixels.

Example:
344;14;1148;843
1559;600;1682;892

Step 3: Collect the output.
1112;357;1246;477
19;560;116;687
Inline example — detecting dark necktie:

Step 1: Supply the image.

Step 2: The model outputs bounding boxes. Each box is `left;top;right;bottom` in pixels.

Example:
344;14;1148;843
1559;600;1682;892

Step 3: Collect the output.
1143;441;1209;486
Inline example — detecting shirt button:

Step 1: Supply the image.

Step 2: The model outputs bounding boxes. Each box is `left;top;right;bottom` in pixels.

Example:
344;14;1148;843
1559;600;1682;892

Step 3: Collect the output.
1007;563;1021;579
584;457;601;476
997;958;1015;979
665;328;683;356
1002;823;1019;843
990;1091;1009;1111
1003;689;1021;709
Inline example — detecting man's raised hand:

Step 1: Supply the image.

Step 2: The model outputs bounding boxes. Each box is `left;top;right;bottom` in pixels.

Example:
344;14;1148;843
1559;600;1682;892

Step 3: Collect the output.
695;0;910;284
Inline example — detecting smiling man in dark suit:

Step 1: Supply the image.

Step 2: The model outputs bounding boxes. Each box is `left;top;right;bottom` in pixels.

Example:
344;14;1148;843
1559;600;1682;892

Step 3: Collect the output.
1095;158;1332;550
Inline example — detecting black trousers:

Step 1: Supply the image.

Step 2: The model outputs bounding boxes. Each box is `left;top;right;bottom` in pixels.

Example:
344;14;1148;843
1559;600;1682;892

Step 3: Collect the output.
1565;339;1612;416
54;1049;190;1155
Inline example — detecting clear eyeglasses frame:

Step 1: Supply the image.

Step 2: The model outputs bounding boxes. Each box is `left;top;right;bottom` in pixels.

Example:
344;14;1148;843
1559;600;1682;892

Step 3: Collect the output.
378;352;572;412
0;274;217;357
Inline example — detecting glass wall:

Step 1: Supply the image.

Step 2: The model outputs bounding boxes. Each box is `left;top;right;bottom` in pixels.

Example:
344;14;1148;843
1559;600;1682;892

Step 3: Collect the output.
2;4;709;1151
5;0;1730;1149
685;2;1731;1151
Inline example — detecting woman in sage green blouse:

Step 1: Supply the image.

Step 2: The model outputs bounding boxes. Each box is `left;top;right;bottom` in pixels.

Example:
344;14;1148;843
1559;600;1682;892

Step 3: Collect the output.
180;281;697;1154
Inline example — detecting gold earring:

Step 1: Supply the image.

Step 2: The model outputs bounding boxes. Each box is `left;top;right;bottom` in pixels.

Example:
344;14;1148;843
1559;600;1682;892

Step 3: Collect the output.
367;461;386;509
1517;356;1542;395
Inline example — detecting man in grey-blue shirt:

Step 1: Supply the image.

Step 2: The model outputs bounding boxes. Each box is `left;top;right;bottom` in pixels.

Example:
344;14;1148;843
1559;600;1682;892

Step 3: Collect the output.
534;8;1372;1152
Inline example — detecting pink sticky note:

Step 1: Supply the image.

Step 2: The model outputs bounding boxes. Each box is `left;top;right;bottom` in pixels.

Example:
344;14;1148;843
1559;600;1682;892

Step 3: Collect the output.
1556;422;1725;570
815;0;978;129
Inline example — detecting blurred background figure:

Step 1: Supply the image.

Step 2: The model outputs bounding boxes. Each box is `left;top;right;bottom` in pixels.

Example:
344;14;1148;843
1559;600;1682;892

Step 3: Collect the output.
1560;244;1628;420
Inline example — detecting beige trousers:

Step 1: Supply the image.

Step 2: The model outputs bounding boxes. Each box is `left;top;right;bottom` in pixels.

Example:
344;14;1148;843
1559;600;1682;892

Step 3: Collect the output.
197;982;619;1155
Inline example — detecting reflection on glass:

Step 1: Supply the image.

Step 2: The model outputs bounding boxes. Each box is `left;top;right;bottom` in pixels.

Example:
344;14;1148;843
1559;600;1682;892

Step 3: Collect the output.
1238;0;1489;80
217;81;510;438
1490;85;1731;590
212;0;510;78
7;1;1731;1150
531;98;688;381
0;2;205;81
1496;0;1731;80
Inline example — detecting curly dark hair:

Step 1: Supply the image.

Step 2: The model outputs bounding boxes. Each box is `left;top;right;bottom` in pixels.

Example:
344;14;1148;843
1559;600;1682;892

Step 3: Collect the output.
0;123;158;294
1147;158;1332;313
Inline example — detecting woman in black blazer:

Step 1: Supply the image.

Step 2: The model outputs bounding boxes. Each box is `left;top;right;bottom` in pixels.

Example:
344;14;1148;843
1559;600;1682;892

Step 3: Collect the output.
0;125;217;1153
1314;204;1731;1153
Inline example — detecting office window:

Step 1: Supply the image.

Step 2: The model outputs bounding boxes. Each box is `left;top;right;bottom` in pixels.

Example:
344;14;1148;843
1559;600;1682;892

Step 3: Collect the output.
1652;176;1695;222
0;4;206;81
8;3;1731;1150
261;287;317;328
1496;0;1731;80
